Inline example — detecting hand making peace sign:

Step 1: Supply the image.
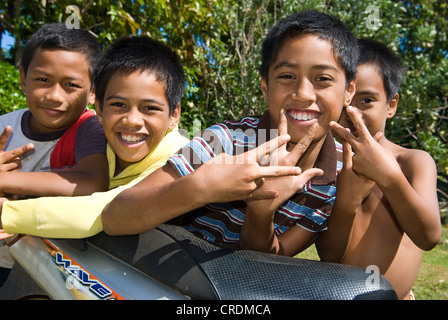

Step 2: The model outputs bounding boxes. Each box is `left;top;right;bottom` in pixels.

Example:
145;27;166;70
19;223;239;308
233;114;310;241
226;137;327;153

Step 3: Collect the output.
0;126;34;172
245;108;324;211
330;105;399;187
196;108;324;204
239;109;325;255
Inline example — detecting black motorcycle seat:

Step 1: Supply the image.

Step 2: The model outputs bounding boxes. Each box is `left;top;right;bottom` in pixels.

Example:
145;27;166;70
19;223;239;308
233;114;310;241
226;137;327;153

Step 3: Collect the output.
87;223;398;300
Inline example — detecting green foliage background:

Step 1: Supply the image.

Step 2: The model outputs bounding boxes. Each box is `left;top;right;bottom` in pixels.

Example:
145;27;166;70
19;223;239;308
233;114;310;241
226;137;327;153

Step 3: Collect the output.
0;0;447;218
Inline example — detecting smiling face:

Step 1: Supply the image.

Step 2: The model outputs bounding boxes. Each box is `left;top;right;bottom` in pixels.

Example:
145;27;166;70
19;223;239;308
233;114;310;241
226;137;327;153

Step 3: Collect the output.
20;48;95;134
339;63;398;137
261;35;355;145
97;70;180;174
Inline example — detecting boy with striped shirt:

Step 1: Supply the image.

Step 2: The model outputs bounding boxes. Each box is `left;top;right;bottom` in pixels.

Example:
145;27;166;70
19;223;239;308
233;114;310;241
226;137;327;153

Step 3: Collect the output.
102;11;359;256
169;113;343;250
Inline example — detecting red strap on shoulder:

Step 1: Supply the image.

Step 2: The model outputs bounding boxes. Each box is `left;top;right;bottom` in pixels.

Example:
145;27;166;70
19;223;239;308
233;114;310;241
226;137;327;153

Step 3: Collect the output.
50;109;96;170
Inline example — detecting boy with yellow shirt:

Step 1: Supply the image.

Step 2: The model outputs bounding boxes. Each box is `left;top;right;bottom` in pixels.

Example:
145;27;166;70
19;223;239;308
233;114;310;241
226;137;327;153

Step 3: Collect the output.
0;36;189;240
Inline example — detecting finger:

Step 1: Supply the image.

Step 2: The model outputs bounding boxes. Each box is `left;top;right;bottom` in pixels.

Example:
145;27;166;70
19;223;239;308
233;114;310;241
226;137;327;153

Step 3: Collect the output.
258;165;302;177
0;160;21;172
0;126;12;150
7;143;34;161
0;230;14;240
330;121;355;144
255;109;288;166
345;106;371;139
288;123;318;161
373;131;384;143
342;140;353;169
278;108;288;136
294;168;324;189
247;189;279;201
254;177;264;188
251;133;290;163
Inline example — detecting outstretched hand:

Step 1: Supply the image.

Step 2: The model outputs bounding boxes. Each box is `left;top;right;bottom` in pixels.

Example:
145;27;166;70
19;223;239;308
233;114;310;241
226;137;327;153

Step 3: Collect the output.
246;109;324;211
198;129;304;203
330;105;398;186
0;229;13;240
0;126;34;172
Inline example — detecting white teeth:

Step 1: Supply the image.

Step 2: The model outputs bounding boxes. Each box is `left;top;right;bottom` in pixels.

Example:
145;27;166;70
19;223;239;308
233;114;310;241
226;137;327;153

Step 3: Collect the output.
288;111;319;121
120;133;147;143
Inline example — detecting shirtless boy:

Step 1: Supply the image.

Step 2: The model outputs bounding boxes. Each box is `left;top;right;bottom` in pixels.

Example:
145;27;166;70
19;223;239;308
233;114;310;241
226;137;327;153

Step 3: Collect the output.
316;38;442;299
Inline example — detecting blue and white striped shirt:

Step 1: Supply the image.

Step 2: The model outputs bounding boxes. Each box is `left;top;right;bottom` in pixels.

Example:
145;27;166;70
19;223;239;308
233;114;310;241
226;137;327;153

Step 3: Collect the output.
168;112;343;247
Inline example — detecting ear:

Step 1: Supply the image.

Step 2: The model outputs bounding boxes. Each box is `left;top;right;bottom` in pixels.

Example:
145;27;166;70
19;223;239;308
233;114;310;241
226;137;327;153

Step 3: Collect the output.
344;79;356;107
88;87;96;106
19;67;26;93
95;99;103;125
387;93;399;119
168;103;181;131
260;77;268;100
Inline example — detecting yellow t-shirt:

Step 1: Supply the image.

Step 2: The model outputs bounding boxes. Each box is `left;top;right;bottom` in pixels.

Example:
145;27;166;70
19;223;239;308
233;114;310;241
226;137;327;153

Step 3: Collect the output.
1;128;189;238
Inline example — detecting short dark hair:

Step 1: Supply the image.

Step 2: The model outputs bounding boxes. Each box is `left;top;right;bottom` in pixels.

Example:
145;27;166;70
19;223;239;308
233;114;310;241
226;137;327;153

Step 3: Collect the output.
357;38;405;101
21;23;100;81
94;36;185;115
260;10;359;85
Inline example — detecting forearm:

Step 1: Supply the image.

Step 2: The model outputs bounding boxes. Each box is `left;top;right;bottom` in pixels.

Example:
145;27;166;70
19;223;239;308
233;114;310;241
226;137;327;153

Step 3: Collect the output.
102;169;207;236
377;171;441;250
316;172;370;262
1;190;118;238
316;198;358;262
102;156;292;236
0;171;107;197
239;206;280;254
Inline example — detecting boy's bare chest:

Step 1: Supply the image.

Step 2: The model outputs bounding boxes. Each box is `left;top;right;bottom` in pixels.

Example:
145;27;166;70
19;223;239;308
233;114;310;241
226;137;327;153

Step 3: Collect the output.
353;186;402;239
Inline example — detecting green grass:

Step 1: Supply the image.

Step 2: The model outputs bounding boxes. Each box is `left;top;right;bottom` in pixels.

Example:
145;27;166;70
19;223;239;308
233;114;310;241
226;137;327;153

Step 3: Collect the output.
296;225;448;300
413;225;448;300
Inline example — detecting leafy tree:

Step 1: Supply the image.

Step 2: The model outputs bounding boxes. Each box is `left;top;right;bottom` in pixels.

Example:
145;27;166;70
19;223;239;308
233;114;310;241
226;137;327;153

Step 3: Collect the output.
0;60;26;113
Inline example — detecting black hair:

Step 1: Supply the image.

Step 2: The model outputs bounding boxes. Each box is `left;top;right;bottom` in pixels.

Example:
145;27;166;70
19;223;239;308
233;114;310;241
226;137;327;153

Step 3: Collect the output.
21;23;100;81
94;36;185;115
260;10;359;85
357;38;405;102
